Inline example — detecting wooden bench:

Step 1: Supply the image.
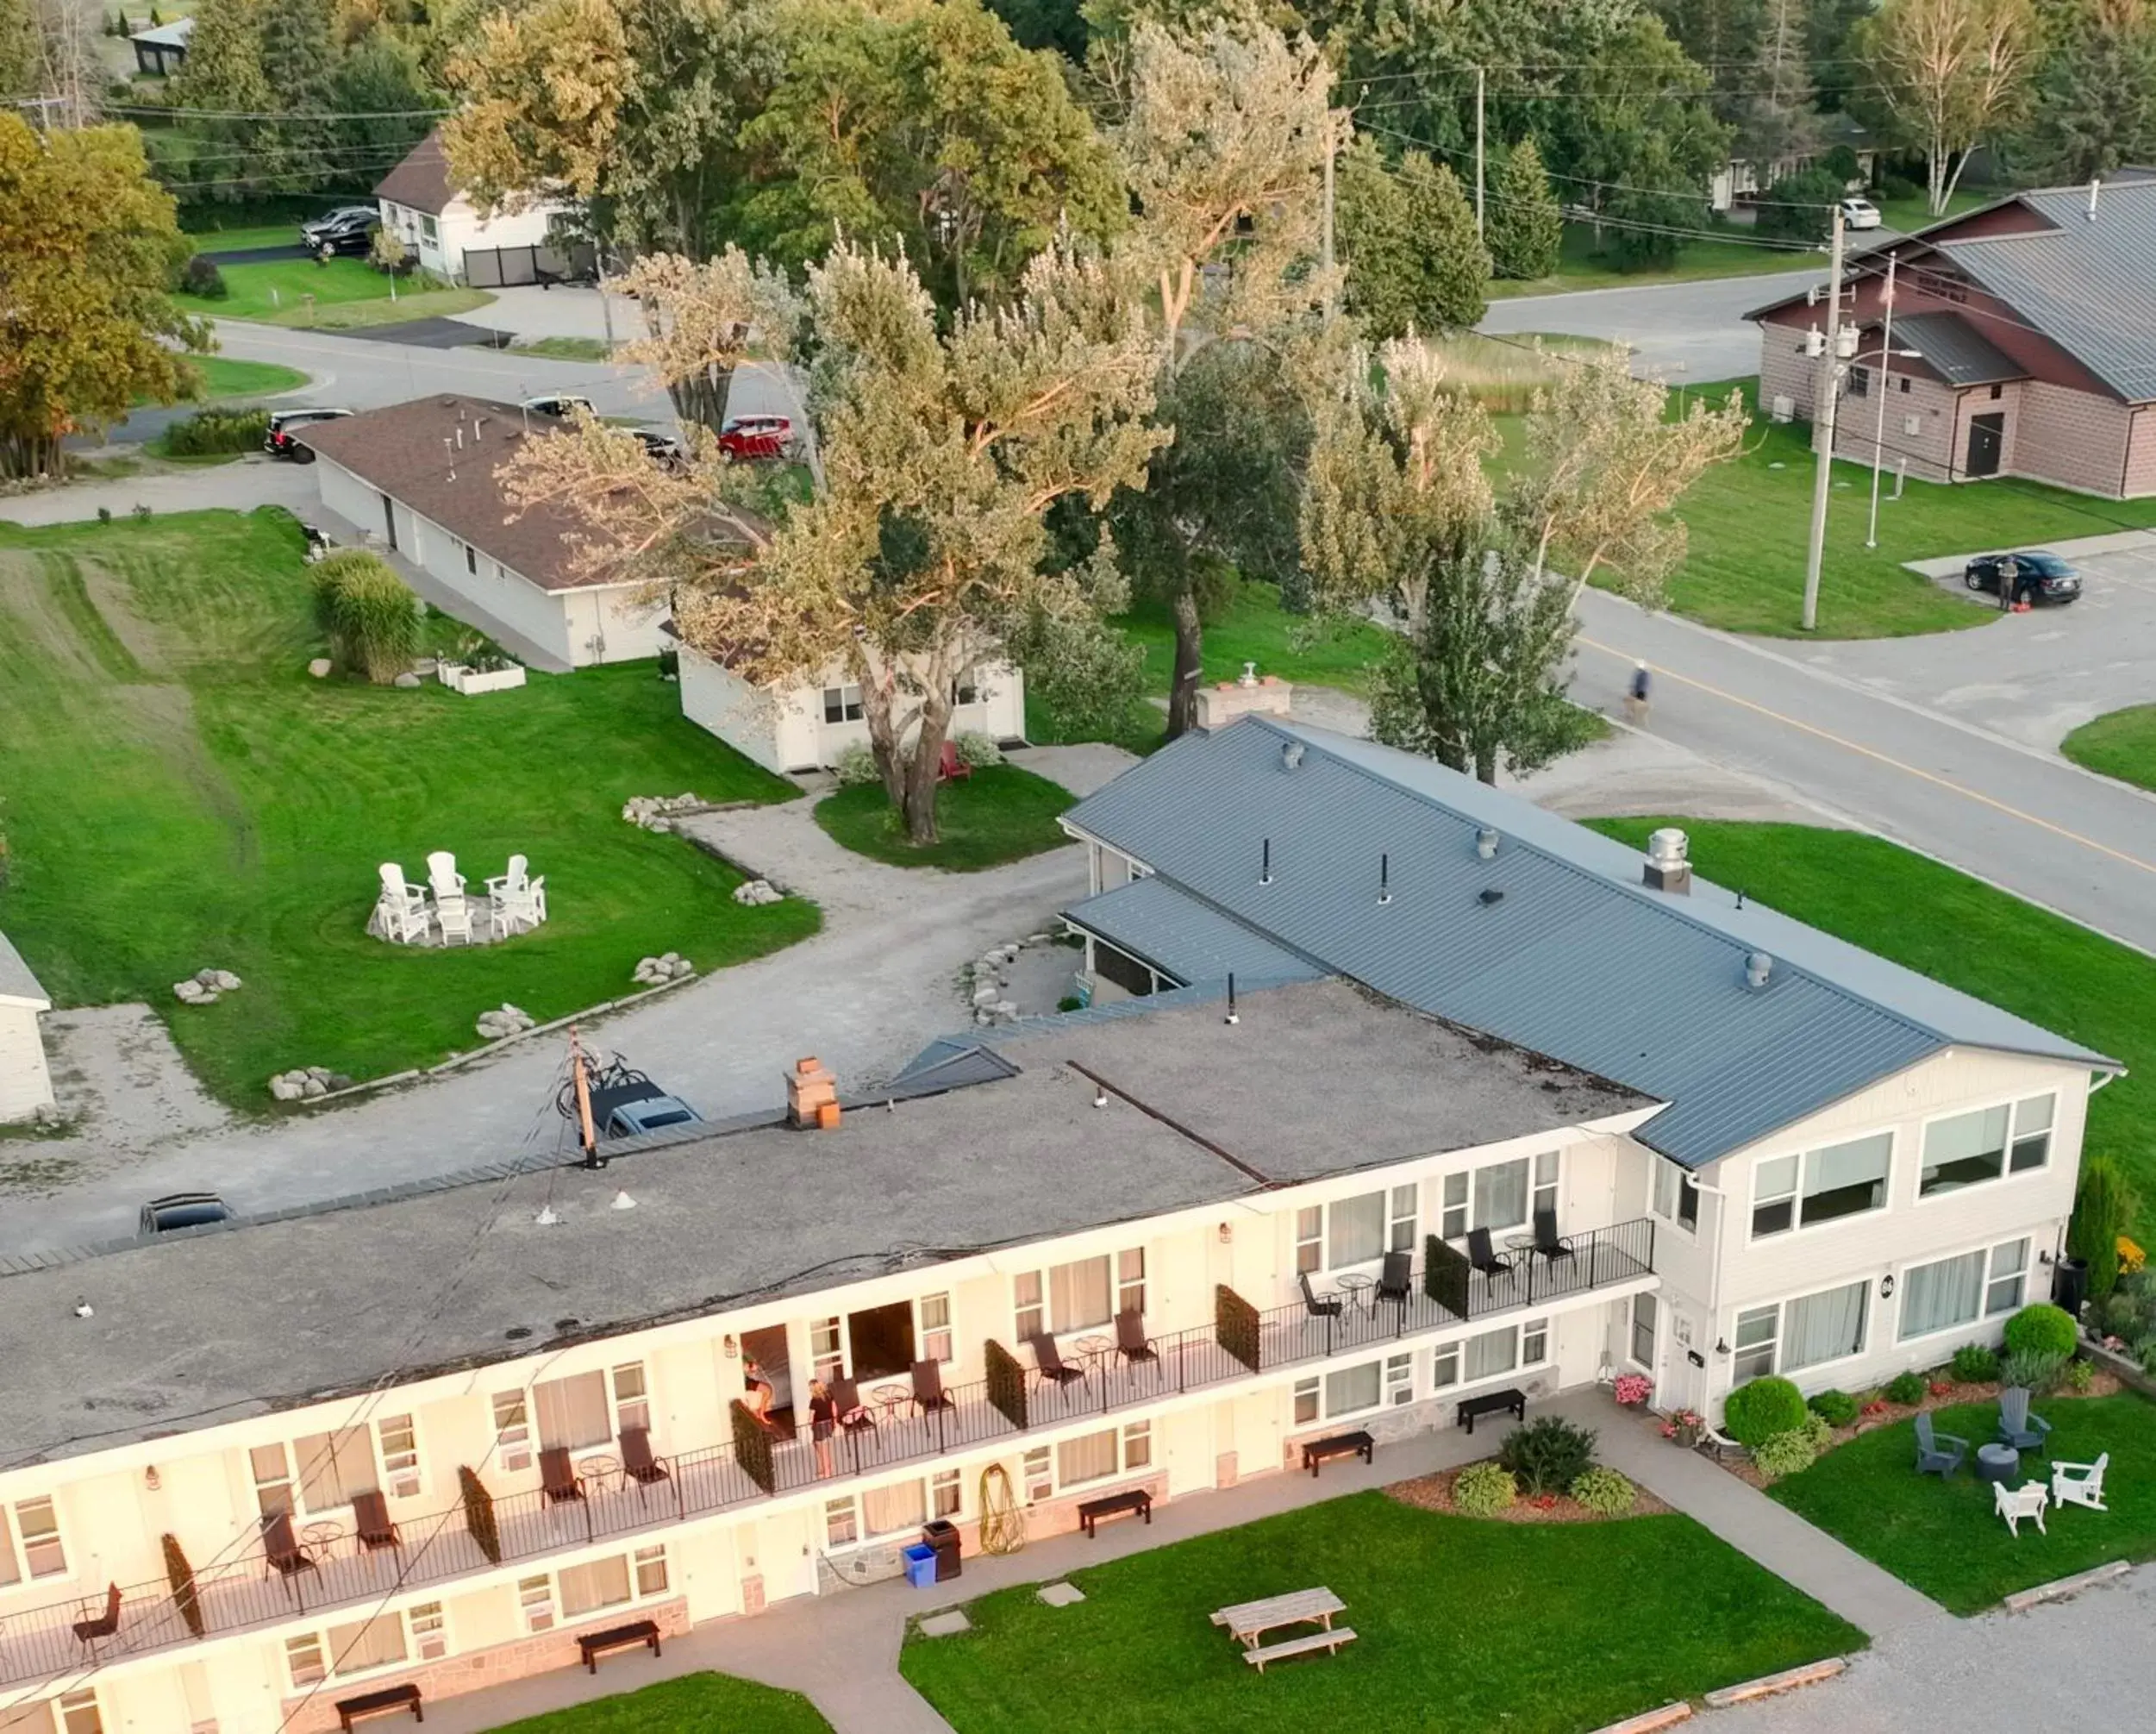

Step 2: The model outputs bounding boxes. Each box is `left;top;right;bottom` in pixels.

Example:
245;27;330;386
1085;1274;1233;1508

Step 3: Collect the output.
1302;1429;1374;1476
1243;1626;1358;1674
1077;1487;1152;1537
335;1684;422;1731
1457;1387;1526;1434
576;1618;661;1674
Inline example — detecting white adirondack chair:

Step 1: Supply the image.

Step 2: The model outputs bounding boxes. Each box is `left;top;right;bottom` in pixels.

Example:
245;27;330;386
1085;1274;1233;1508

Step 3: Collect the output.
1994;1480;2048;1537
485;854;529;900
425;850;472;945
491;868;547;936
375;863;428;944
2052;1453;2109;1512
485;854;530;938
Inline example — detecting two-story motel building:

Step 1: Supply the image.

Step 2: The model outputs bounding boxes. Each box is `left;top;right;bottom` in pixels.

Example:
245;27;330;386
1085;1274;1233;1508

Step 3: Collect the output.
0;718;2114;1731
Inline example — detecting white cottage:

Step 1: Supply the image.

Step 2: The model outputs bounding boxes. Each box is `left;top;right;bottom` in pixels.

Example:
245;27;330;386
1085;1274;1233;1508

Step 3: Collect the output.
372;130;572;285
0;930;55;1124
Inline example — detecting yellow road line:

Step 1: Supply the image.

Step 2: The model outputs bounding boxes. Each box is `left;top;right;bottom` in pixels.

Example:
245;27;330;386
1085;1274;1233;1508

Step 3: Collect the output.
1579;634;2156;880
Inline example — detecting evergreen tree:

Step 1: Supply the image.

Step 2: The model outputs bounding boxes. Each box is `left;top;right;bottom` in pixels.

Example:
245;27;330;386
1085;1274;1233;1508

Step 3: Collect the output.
1486;136;1562;280
171;0;274;200
1740;0;1820;166
1397;151;1488;330
2016;0;2156;185
256;0;339;190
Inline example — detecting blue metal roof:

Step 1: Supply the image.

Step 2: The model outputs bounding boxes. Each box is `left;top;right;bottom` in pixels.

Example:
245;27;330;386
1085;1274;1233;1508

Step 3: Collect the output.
1063;877;1326;988
1061;717;2113;1167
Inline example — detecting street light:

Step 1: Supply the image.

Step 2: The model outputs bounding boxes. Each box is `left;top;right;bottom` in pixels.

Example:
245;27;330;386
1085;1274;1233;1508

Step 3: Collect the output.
1864;344;1922;548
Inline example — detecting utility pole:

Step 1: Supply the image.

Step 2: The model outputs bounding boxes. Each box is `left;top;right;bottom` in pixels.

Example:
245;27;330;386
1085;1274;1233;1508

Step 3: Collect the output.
1800;205;1847;633
1321;107;1338;304
1865;251;1898;549
1474;66;1486;239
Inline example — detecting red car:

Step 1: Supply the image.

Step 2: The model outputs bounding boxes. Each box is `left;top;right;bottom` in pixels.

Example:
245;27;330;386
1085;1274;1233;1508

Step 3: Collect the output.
718;414;792;462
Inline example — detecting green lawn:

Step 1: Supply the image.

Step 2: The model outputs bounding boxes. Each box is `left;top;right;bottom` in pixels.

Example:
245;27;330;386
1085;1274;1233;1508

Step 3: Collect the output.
1770;1394;2156;1613
1119;581;1394;699
814;764;1076;871
1484;219;1820;300
1875;188;1991;235
1590;820;2156;1234
481;1672;831;1733
180;356;308;402
901;1492;1862;1733
183;223;303;254
173;257;492;328
510;336;616;362
2061;705;2156;792
0;508;817;1105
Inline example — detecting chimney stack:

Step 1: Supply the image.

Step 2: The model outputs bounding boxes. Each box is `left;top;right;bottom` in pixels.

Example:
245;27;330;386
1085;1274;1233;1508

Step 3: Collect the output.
787;1056;840;1129
2088;178;2102;222
1643;827;1691;895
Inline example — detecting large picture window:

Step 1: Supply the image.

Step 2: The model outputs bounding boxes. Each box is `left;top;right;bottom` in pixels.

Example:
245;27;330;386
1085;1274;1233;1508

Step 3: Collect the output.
1014;1254;1121;1336
1900;1239;2030;1340
1441;1155;1553;1239
534;1371;611;1451
1736;1281;1870;1378
1752;1133;1892;1236
1652;1161;1699;1233
1920;1098;2053;1198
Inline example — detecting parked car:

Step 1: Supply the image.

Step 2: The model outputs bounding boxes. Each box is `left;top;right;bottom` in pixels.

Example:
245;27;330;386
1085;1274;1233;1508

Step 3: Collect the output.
1840;197;1883;231
1964;549;2083;605
630;428;685;470
264;407;353;462
589;1076;703;1140
140;1193;234;1236
523;394;597;423
718;414;792;462
299;206;381;258
299;523;337;563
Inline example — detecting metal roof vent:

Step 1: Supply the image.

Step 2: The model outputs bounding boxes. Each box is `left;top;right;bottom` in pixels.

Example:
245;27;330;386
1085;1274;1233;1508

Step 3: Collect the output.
1281;741;1305;771
1478;887;1505;907
1643;827;1691;895
1745;951;1773;991
1476;827;1500;861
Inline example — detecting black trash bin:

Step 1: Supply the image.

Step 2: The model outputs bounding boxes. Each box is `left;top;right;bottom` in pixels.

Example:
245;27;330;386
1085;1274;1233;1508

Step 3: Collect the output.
2054;1256;2090;1320
922;1518;962;1581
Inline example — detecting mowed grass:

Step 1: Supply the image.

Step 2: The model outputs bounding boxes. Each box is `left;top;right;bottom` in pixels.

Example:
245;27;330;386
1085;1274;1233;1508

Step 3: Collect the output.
1771;1395;2156;1613
480;1672;831;1733
1119;580;1394;699
172;256;492;328
1590;820;2156;1234
900;1492;1863;1734
183;223;304;254
1484;219;1822;300
178;356;308;402
2062;704;2156;792
0;509;816;1105
814;764;1076;871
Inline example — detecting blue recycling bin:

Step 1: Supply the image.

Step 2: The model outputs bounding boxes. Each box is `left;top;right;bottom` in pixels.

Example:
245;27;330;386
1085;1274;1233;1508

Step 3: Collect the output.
902;1543;939;1589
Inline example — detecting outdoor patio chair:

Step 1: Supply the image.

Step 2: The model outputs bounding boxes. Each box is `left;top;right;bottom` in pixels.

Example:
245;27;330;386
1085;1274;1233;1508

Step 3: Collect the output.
1116;1309;1159;1366
1531;1207;1576;1264
71;1584;121;1655
1376;1251;1413;1311
491;873;548;937
261;1512;318;1584
1467;1228;1513;1278
1028;1335;1086;1388
485;854;531;902
353;1489;402;1552
937;740;972;782
1997;1387;2053;1457
620;1425;672;1487
2051;1451;2109;1512
539;1447;586;1505
912;1358;955;1412
375;863;428;944
1914;1412;1969;1479
434;891;472;947
1297;1271;1342;1321
830;1377;879;1437
1994;1480;2048;1537
426;850;466;902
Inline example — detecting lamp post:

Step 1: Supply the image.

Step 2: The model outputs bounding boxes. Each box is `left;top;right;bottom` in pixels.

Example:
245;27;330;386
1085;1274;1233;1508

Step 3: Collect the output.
1865;251;1923;549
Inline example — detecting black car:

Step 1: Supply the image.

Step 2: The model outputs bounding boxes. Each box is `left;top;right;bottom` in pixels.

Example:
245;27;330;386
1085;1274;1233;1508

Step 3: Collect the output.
264;407;352;462
140;1193;234;1236
300;205;381;258
1964;550;2082;604
630;428;686;470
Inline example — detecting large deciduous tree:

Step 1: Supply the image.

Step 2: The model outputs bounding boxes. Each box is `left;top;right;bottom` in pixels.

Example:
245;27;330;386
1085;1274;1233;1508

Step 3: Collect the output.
0;115;207;477
1853;0;2038;215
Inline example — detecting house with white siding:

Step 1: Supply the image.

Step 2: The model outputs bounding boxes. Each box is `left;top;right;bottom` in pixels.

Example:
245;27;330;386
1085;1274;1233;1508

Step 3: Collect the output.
0;930;55;1124
372;131;572;285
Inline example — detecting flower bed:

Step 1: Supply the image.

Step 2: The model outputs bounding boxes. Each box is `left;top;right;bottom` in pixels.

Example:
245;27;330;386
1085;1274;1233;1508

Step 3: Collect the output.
438;660;528;696
1388;1468;1672;1524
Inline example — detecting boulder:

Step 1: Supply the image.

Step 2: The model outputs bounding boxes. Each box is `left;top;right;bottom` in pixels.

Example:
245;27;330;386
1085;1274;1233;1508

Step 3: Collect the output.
211;969;241;991
195;967;221;986
392;671;422;689
307;1065;333;1081
270;1074;304;1101
307;657;333;679
972;983;1000;1007
301;1076;328;1098
1026;932;1053;946
328;1074;355;1092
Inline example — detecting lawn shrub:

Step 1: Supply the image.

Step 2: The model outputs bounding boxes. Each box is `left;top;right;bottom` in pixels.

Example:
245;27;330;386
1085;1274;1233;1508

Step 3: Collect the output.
311;550;420;683
162;406;269;456
1498;1416;1597;1496
1999;1349;2067;1394
2064;1356;2097;1393
953;729;1004;768
1724;1376;1806;1446
1885;1371;1928;1405
1752;1428;1820;1479
2070;1155;2139;1300
833;742;878;787
1569;1466;1636;1516
2004;1303;2078;1360
1452;1462;1515;1516
1807;1389;1859;1427
179;254;228;299
1949;1343;2002;1385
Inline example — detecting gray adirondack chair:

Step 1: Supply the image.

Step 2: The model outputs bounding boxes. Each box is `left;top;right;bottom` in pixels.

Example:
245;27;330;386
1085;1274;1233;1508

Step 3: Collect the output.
1915;1412;1968;1478
1997;1387;2053;1457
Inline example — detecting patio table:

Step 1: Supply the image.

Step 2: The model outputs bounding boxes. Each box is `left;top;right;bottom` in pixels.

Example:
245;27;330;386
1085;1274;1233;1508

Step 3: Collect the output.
1072;1336;1115;1378
1210;1587;1347;1650
1976;1443;2020;1487
298;1521;344;1556
1334;1273;1378;1313
578;1454;621;1494
871;1384;913;1422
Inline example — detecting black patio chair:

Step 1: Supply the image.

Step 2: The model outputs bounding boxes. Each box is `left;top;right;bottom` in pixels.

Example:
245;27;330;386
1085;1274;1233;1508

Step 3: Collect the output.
1467;1227;1513;1277
911;1358;955;1413
1028;1334;1086;1387
1376;1250;1413;1311
1298;1270;1343;1320
1116;1308;1159;1366
1532;1207;1576;1263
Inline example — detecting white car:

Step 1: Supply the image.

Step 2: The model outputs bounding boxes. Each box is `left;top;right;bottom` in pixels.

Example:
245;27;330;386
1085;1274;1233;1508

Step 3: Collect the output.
1840;197;1884;231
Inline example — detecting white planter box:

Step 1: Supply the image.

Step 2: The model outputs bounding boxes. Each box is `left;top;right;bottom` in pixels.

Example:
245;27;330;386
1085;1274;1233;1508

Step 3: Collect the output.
437;663;528;696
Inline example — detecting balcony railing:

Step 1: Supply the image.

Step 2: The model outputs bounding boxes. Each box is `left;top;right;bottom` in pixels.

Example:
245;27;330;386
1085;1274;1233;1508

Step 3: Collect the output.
0;1218;1652;1688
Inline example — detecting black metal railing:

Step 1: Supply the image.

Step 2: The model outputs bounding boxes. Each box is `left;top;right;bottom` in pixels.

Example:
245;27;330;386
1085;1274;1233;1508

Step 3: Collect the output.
0;1218;1653;1687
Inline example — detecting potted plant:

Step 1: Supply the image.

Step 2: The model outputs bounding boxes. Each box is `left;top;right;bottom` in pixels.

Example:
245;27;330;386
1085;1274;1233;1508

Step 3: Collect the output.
1659;1407;1703;1448
1613;1373;1652;1407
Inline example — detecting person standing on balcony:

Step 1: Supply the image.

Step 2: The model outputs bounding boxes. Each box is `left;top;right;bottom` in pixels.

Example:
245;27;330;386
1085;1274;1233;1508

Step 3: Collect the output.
743;1358;777;1429
808;1378;838;1478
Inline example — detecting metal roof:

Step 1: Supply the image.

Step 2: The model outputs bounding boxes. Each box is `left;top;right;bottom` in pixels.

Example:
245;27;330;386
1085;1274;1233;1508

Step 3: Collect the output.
1063;876;1326;987
1888;312;2027;387
1061;717;2114;1167
0;931;47;1009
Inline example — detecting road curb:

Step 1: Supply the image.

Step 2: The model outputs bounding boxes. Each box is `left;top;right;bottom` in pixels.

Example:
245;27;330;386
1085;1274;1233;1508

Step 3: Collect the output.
1588;1703;1693;1733
2003;1560;2131;1612
1702;1656;1848;1708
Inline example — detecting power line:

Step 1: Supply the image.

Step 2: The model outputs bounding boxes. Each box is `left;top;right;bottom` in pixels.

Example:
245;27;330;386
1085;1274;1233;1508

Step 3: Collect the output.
107;103;454;122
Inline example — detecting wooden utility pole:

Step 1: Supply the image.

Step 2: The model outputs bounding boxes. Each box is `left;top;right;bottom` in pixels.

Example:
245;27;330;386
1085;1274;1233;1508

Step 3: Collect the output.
1801;205;1848;633
1475;66;1486;238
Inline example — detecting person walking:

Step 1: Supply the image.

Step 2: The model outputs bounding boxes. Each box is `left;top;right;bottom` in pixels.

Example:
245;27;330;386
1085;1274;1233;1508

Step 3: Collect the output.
1625;661;1653;728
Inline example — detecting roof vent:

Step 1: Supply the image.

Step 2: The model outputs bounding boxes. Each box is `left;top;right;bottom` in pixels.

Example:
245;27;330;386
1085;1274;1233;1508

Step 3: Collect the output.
1643;827;1691;896
1745;950;1774;991
1476;826;1500;861
2088;177;2102;222
1478;887;1504;907
1281;741;1305;772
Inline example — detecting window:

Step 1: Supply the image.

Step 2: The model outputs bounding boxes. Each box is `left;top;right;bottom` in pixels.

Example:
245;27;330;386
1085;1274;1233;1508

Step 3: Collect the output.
1734;1304;1778;1380
285;1634;327;1689
463;541;477;576
1384;1352;1414;1405
1464;1325;1517;1382
377;1414;420;1499
1022;1447;1053;1502
1902;1239;2029;1339
292;1428;374;1513
323;1614;405;1675
1123;1419;1153;1469
1;1498;66;1583
1652;1161;1699;1233
1442;1157;1532;1238
1294;1206;1322;1274
1523;1316;1549;1365
409;1601;447;1662
634;1543;669;1596
1431;1342;1460;1387
1324;1360;1382;1417
609;1363;650;1433
2009;1097;2053;1173
1630;1292;1658;1368
1848;365;1870;398
932;1468;962;1518
1990;383;2003;400
420;214;438;242
1898;375;1912;394
864;1480;927;1535
491;1392;532;1473
822;685;864;723
847;1302;916;1381
919;1293;953;1363
56;1692;102;1734
559;1556;633;1618
810;1316;844;1380
825;1498;859;1548
1058;1428;1119;1487
1441;1172;1467;1240
1916;1097;2056;1193
1740;1282;1869;1377
952;675;979;705
1752;1132;1893;1236
519;1574;556;1633
250;1443;295;1518
1117;1249;1147;1315
1327;1192;1386;1268
1292;1376;1320;1424
1389;1185;1418;1253
1016;1255;1116;1336
1473;1158;1530;1233
1531;1153;1559;1221
534;1370;611;1451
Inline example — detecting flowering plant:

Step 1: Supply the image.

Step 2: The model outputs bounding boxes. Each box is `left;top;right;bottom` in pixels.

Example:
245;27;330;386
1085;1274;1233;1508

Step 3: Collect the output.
1928;1380;1953;1397
1529;1493;1559;1510
2121;1235;2147;1275
1613;1374;1653;1406
1658;1406;1703;1440
1860;1399;1888;1417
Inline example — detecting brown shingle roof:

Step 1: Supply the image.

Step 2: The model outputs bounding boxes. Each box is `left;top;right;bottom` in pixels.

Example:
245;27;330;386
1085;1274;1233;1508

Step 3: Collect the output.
300;396;618;592
372;129;458;216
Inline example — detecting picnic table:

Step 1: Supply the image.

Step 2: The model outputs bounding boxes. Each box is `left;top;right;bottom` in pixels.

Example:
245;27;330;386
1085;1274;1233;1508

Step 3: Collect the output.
1210;1587;1347;1649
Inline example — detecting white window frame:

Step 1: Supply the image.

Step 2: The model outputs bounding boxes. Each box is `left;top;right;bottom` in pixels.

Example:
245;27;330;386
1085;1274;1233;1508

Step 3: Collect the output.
822;684;864;724
55;1687;103;1734
1440;1155;1539;1241
284;1606;425;1688
931;1466;962;1518
1293;1205;1322;1274
1116;1249;1147;1317
824;1496;859;1549
611;1362;651;1435
809;1315;844;1380
513;1547;672;1625
1734;1280;1872;1380
519;1574;556;1633
1651;1160;1699;1235
917;1292;954;1364
1306;1358;1384;1421
1389;1184;1418;1254
376;1413;422;1499
1630;1292;1659;1370
1916;1096;2055;1201
1749;1130;1895;1240
1431;1341;1460;1388
491;1391;532;1474
1898;1236;2031;1341
1022;1446;1053;1503
408;1599;448;1662
1384;1350;1415;1406
0;1497;67;1585
1531;1151;1560;1221
1012;1252;1129;1338
1523;1315;1550;1366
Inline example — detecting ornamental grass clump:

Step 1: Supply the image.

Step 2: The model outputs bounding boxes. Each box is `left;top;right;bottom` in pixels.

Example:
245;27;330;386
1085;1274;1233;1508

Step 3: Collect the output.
1752;1427;1820;1479
1452;1461;1515;1517
1569;1465;1636;1516
1948;1343;2002;1385
312;551;421;684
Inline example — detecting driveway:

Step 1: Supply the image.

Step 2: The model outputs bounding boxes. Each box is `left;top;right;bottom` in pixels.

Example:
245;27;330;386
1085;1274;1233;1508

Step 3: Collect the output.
1481;266;1823;383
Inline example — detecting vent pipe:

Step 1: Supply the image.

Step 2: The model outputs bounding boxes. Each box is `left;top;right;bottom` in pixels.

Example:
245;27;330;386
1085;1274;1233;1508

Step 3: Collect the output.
1280;741;1305;772
1745;951;1774;991
1378;852;1390;905
1476;826;1500;861
2088;178;2102;222
1643;826;1691;895
1259;837;1272;886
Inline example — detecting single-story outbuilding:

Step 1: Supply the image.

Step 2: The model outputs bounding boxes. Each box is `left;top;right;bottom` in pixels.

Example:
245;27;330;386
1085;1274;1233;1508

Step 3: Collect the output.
301;396;667;669
0;930;56;1124
373;129;572;285
129;16;191;77
1749;175;2156;496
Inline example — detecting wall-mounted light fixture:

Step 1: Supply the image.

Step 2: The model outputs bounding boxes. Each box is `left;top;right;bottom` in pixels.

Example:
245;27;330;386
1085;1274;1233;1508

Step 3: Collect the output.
722;1334;739;1359
1714;1338;1731;1357
144;1466;161;1493
1218;1222;1233;1245
1879;1274;1897;1300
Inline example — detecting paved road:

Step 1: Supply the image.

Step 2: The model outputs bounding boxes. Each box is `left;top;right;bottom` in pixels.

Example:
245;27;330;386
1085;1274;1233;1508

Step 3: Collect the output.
1481;266;1825;382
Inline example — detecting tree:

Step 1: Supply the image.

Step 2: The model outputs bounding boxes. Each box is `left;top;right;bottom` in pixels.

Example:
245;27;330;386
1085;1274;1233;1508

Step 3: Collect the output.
1486;137;1563;280
1740;0;1821;166
2015;0;2156;185
170;0;274;196
1652;0;1765;126
0;115;208;477
616;246;802;439
1;0;39;97
255;0;339;190
1753;162;1841;240
1853;0;2039;215
1335;137;1488;340
1809;0;1874;112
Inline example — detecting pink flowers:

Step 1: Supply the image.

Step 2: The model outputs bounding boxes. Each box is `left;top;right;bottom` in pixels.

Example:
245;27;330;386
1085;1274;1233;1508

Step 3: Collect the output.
1614;1374;1653;1407
1659;1406;1703;1440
